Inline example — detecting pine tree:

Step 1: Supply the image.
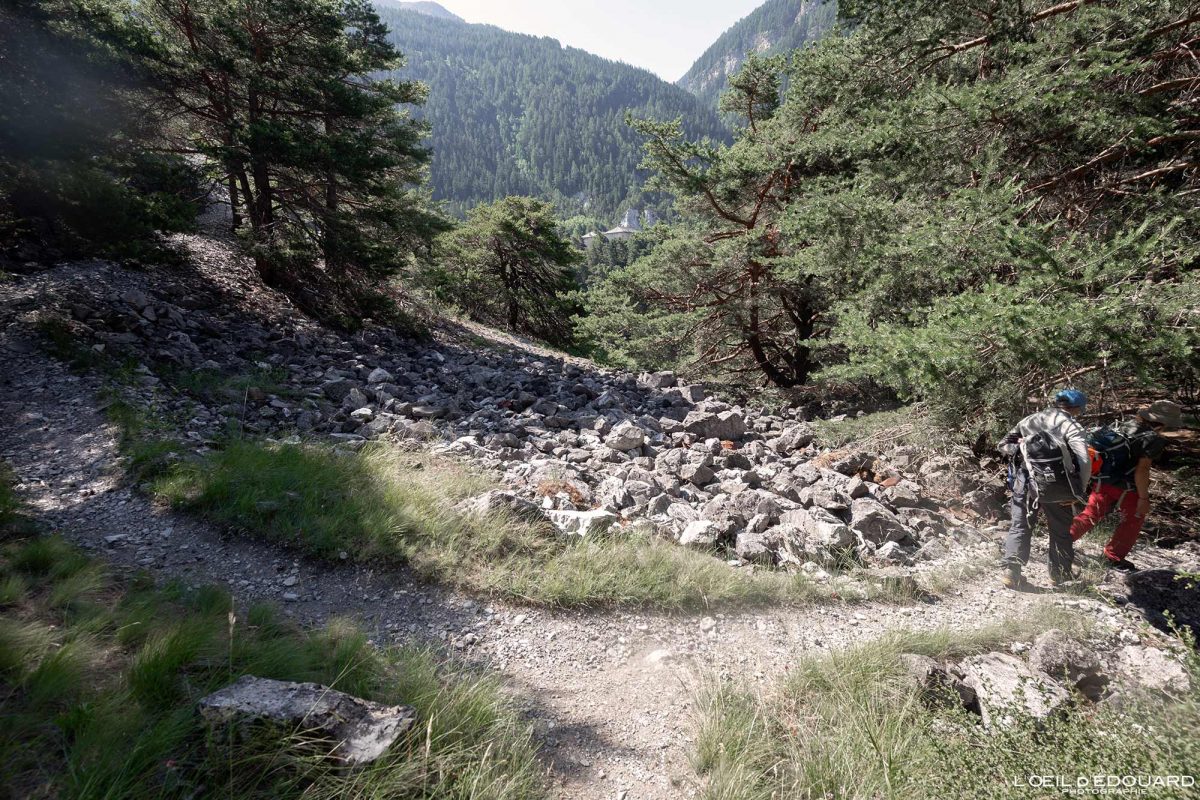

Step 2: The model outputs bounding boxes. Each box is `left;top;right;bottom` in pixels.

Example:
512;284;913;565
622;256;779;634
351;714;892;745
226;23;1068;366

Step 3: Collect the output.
136;0;445;316
587;0;1199;426
429;197;581;345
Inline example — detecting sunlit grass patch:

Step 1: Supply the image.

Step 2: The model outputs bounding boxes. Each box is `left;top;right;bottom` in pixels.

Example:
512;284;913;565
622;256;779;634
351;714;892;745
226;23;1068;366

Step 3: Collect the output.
150;439;847;609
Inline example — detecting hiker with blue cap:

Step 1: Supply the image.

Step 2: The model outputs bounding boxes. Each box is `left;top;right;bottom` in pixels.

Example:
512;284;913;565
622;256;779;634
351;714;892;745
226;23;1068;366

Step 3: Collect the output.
997;389;1092;589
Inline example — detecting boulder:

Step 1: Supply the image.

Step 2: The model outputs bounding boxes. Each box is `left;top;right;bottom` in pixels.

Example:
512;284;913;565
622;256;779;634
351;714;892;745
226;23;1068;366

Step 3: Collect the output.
366;367;393;384
605;420;646;451
1114;646;1191;697
735;527;784;564
783;507;855;549
459;490;545;523
829;450;874;476
679;520;719;548
898;654;976;709
798;484;851;514
322;378;357;402
596;477;635;510
961;652;1069;728
683;410;745;441
547;509;619;537
769;423;815;454
198;676;416;766
640;371;677;389
657;448;716;485
874;541;910;564
1028;629;1106;699
699;496;747;538
849;498;911;545
882;481;923;509
845;476;870;499
780;508;855;566
410;405;447;419
679;461;715;486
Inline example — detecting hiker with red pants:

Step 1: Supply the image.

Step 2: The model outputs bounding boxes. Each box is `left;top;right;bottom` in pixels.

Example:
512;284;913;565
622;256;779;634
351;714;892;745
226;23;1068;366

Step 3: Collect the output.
1070;401;1183;571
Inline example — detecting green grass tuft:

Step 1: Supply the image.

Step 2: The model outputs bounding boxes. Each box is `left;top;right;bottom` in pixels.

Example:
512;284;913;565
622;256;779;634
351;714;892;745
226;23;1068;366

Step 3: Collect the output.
102;398;190;482
693;609;1200;800
35;315;106;371
0;534;546;799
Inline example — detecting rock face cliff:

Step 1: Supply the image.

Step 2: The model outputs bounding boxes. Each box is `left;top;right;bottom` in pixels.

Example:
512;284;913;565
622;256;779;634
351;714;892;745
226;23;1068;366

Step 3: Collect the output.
678;0;837;109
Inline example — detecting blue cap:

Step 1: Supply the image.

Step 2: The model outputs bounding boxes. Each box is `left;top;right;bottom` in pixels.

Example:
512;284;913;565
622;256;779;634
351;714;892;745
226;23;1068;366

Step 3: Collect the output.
1054;388;1088;409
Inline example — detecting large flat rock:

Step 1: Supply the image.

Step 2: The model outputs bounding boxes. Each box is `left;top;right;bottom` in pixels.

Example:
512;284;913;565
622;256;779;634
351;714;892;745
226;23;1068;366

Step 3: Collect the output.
198;676;416;766
961;652;1069;728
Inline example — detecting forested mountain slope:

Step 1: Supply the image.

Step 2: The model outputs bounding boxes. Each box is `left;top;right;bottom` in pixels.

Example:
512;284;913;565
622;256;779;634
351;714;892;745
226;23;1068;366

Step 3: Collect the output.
374;7;729;218
678;0;837;107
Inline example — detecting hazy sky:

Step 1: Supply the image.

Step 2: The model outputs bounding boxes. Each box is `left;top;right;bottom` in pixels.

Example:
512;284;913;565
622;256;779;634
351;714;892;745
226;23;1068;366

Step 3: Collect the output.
433;0;767;82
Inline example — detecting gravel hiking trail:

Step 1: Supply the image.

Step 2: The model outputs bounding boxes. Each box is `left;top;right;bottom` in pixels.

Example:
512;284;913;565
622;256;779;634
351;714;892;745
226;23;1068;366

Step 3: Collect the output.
2;266;1191;800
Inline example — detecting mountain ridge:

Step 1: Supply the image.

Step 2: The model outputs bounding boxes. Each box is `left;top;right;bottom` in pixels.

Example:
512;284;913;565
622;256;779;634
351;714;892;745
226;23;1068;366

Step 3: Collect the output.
375;7;728;219
374;1;462;22
678;0;837;108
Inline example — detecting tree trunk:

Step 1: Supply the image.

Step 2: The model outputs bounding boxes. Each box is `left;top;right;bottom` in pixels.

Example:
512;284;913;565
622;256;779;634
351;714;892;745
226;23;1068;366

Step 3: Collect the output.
227;172;241;231
247;88;277;285
323;111;342;276
504;262;519;330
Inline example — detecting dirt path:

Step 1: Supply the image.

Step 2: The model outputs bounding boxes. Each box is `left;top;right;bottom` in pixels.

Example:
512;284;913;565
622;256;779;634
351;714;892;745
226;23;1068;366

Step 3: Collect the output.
2;268;1191;800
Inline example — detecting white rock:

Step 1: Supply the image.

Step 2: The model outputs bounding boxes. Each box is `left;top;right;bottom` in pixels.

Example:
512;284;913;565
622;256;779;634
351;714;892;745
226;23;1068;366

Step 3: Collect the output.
546;509;619;537
679;520;719;548
198;676;416;766
961;652;1069;728
605;421;645;451
1115;646;1191;697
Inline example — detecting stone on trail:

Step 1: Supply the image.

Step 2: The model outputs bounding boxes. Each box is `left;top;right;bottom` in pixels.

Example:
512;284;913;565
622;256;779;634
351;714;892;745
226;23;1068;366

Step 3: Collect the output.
366;367;393;384
961;652;1069;728
198;676;416;766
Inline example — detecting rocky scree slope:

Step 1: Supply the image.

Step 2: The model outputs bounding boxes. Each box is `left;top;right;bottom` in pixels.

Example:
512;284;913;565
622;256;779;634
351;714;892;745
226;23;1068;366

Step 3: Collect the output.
39;234;1006;581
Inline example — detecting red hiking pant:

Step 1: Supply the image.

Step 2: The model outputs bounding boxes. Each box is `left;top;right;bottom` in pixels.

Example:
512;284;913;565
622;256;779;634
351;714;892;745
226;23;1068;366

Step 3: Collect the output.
1070;483;1144;562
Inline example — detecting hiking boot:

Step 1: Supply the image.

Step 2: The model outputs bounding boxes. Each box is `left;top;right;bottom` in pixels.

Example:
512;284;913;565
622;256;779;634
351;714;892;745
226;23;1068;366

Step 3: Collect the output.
1106;558;1139;572
1002;566;1027;591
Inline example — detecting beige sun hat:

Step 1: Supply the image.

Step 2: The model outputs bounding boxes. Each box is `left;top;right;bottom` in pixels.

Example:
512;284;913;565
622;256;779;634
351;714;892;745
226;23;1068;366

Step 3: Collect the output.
1137;400;1184;429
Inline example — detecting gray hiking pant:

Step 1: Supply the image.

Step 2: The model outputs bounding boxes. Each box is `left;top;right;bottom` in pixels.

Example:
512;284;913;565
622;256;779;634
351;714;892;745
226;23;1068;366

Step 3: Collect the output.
1003;467;1078;580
